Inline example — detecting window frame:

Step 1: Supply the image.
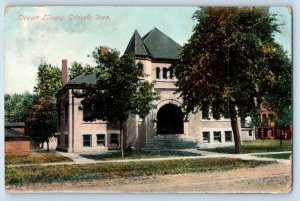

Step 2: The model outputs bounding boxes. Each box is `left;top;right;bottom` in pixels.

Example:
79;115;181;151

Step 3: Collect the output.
213;131;222;143
156;67;160;79
225;131;232;142
83;134;92;147
96;134;106;146
162;67;168;79
202;131;210;143
110;133;119;145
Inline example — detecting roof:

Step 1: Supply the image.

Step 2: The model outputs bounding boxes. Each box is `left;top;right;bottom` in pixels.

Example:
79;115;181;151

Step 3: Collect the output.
124;27;181;59
124;30;149;56
68;72;97;85
5;129;29;141
5;122;25;127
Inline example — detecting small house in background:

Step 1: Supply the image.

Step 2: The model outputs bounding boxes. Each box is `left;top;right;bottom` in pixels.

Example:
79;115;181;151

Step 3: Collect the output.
5;122;30;157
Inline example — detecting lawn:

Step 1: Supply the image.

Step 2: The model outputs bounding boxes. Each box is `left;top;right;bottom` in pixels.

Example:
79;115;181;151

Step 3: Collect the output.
81;150;201;160
202;139;292;154
5;158;274;186
5;151;73;165
255;153;292;160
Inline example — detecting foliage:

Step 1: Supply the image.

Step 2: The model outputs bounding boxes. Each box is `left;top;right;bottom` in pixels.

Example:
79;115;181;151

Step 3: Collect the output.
69;61;93;80
174;7;292;153
5;151;72;165
33;63;61;98
74;48;158;157
26;63;62;150
5;158;273;186
203;139;292;154
254;153;291;160
81;150;201;160
25;97;57;149
4;92;36;122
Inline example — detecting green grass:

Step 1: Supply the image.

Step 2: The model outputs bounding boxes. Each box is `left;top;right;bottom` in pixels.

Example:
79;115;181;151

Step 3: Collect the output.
255;153;292;160
5;158;274;186
203;140;292;154
81;150;201;160
5;151;72;165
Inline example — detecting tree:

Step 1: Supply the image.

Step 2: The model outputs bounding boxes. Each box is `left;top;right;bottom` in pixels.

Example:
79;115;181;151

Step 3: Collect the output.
174;7;292;153
5;92;36;122
25;97;57;151
34;63;61;98
69;61;93;80
74;48;158;157
26;63;61;151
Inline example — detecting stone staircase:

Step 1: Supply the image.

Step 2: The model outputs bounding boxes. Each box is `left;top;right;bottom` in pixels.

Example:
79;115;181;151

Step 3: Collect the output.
142;134;199;150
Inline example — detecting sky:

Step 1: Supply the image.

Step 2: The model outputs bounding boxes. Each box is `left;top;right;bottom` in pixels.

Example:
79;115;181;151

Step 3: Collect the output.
4;6;292;94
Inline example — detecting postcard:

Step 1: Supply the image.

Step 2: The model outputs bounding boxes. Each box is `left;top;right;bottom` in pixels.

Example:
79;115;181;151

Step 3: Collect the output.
4;6;292;193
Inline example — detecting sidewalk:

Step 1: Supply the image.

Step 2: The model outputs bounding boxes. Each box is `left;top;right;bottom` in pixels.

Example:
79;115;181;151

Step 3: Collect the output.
6;149;292;168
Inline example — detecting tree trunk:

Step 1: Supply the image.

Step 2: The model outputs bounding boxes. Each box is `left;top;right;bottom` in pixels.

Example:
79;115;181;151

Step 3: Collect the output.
120;121;124;158
280;129;283;147
231;114;241;154
46;139;50;152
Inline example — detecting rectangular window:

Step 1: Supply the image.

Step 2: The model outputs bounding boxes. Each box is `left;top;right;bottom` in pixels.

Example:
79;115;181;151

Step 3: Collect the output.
225;131;232;142
110;133;119;145
65;135;69;148
64;103;69;124
213;131;221;142
249;130;253;136
97;134;106;146
83;135;92;147
202;132;210;143
57;135;61;146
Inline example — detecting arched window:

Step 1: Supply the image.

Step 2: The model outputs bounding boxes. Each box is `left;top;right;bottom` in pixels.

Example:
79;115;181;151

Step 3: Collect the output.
162;67;168;79
156;67;160;79
169;67;174;79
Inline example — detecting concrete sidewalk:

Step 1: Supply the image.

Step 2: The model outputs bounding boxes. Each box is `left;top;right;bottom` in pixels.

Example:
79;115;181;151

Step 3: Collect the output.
6;149;292;168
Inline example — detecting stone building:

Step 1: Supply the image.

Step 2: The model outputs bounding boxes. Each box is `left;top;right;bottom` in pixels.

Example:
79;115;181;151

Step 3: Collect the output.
56;28;246;152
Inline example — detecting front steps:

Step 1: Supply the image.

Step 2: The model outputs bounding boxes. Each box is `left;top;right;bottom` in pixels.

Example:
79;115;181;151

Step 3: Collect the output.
143;134;199;150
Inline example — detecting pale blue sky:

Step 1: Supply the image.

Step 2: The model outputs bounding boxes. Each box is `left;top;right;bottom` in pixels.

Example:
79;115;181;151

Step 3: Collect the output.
4;6;291;94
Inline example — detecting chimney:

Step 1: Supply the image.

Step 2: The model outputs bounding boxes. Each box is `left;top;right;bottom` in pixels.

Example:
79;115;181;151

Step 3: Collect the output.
100;46;109;53
62;59;68;87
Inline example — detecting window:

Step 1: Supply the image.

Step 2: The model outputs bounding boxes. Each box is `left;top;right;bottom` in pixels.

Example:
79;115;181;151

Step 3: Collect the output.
202;106;209;120
65;135;69;148
261;114;267;126
156;67;160;79
57;134;61;146
110;133;119;145
169;67;174;79
213;131;221;142
202;132;210;143
97;134;105;146
249;130;253;136
64;102;69;124
83;135;92;147
162;67;168;79
225;131;232;142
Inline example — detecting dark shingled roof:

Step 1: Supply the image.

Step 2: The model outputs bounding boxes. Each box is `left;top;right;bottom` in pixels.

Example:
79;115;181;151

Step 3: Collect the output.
142;28;181;59
5;129;29;141
124;30;149;56
68;72;97;85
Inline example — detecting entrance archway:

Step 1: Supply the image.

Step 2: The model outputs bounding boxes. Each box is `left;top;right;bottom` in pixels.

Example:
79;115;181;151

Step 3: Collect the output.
157;104;184;134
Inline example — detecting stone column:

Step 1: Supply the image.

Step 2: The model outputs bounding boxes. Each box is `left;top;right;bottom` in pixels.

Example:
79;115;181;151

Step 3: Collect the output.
184;121;189;136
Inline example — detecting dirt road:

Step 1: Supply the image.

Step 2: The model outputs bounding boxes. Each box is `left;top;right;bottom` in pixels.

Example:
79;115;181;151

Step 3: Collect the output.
7;163;292;193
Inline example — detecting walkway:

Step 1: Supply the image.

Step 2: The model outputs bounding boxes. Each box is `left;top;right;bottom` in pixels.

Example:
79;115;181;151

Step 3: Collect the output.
6;149;292;168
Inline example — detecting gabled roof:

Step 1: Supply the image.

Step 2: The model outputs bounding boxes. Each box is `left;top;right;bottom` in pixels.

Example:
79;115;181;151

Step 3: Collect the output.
124;30;149;56
142;28;181;59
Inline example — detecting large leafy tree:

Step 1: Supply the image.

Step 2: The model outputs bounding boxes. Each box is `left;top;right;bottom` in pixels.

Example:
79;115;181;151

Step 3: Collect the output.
75;48;158;157
175;7;291;153
26;63;61;150
5;91;36;122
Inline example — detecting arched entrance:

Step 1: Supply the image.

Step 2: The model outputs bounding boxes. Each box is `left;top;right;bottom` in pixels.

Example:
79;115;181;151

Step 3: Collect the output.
157;104;184;134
